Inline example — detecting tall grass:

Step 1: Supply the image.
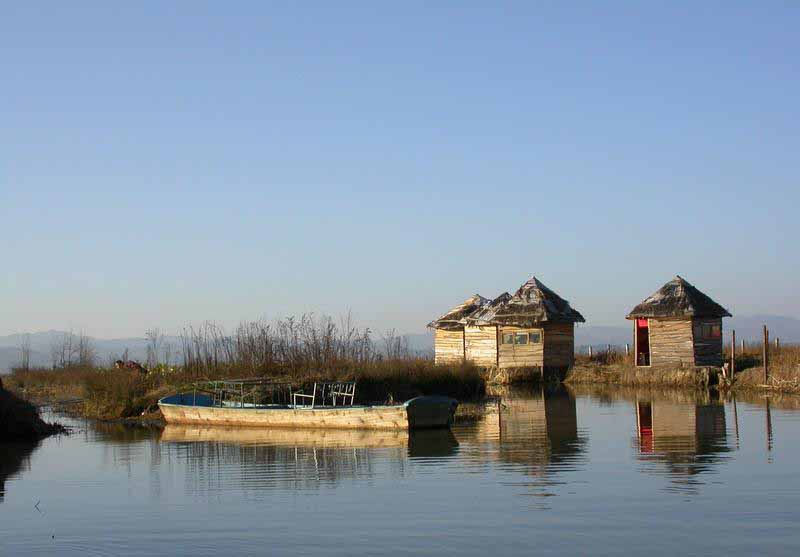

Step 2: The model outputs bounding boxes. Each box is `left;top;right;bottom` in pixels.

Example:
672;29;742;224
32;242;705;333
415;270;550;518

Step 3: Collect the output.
6;315;482;419
574;346;632;367
726;343;800;392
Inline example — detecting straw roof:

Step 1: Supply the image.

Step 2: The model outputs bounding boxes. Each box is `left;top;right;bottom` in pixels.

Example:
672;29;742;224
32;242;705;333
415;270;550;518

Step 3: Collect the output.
627;276;731;319
483;277;585;327
465;292;512;324
427;294;490;330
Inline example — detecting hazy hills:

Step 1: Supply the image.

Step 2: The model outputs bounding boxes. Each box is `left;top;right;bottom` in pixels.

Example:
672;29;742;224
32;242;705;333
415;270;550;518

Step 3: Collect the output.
2;314;798;373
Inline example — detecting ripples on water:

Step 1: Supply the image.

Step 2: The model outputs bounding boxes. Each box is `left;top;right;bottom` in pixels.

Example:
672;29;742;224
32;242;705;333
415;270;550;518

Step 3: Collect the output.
2;386;799;556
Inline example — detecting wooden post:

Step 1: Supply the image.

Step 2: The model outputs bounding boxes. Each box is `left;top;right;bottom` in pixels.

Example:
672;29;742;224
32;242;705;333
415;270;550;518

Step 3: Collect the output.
740;338;745;353
730;330;736;378
625;343;630;356
763;325;769;383
588;345;593;358
766;398;773;452
775;338;780;351
732;394;740;449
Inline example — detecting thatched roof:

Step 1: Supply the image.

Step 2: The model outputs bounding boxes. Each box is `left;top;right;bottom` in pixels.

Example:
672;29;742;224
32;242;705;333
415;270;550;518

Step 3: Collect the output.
465;292;512;324
427;294;490;330
627;276;731;319
482;277;585;327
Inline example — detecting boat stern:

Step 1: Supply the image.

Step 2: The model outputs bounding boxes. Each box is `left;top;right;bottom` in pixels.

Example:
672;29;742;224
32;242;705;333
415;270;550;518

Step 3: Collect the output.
404;396;458;429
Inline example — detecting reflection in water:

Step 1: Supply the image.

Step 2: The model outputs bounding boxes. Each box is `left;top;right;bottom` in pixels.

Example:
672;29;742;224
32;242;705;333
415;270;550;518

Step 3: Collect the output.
461;384;587;497
4;390;800;556
159;425;459;495
635;397;730;493
0;441;39;503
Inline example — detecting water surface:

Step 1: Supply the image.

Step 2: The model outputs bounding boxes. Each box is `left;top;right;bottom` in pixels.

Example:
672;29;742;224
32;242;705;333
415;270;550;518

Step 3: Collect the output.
1;386;798;556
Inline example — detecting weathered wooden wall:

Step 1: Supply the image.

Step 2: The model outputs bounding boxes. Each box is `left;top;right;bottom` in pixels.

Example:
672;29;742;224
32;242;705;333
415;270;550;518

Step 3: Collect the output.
543;322;575;367
465;325;498;367
649;319;696;367
692;318;724;367
434;329;464;365
498;326;544;369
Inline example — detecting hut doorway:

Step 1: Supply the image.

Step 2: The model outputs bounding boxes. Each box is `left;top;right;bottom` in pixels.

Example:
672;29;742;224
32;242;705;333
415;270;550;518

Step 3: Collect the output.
635;318;650;367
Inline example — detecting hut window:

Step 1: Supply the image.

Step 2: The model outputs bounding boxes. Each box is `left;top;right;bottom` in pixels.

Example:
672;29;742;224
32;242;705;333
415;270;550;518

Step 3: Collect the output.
502;333;515;345
529;332;541;344
697;323;722;340
514;333;528;345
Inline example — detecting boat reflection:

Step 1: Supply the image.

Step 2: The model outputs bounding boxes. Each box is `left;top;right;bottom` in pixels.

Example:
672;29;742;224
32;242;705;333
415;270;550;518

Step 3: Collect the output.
159;424;459;494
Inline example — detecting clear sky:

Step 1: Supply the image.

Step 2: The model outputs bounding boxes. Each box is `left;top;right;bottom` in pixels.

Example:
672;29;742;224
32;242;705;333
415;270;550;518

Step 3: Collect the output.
2;2;798;338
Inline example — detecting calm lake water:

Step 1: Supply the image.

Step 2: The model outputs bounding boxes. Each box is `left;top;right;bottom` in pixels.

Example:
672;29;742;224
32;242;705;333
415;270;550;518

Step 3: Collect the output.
1;386;799;556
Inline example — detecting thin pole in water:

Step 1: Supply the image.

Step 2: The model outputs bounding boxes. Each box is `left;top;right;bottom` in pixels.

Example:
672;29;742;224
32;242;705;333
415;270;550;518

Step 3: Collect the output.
732;394;740;449
763;325;770;383
766;398;773;453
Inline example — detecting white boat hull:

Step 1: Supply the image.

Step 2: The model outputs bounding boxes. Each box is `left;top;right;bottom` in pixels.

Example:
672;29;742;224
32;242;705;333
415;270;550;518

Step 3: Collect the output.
158;394;458;431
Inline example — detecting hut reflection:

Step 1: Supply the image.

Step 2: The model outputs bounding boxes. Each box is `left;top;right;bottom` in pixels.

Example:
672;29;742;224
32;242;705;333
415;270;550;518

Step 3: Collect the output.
635;398;730;493
466;384;586;489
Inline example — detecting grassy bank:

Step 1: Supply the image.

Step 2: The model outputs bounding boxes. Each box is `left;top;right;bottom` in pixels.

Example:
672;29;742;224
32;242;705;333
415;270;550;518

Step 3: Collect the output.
7;316;486;420
565;363;715;388
567;347;714;388
727;343;800;394
7;359;485;421
566;343;800;394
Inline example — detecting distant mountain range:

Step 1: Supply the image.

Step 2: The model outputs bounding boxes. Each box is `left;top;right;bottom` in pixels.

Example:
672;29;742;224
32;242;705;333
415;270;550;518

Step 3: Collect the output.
2;314;798;373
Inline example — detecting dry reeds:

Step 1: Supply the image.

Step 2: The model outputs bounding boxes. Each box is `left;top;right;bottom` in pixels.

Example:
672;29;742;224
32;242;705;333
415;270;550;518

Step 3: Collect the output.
6;314;483;420
725;342;800;393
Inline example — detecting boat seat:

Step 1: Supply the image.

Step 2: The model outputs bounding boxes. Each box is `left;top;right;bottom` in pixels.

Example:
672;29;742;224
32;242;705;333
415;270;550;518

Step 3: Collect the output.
292;381;356;408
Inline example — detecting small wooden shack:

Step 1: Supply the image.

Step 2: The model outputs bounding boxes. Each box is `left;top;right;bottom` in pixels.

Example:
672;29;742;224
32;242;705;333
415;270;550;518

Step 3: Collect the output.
627;276;731;368
428;294;489;364
429;276;585;373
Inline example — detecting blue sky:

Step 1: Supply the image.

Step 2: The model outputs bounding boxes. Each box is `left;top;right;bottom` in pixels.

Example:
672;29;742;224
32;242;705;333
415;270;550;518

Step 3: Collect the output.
2;2;798;338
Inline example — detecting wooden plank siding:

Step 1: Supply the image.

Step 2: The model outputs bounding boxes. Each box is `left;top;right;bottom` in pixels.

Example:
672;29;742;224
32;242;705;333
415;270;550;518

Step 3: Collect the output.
434;329;465;365
465;325;499;367
692;318;724;367
498;326;544;369
648;319;696;368
543;322;575;368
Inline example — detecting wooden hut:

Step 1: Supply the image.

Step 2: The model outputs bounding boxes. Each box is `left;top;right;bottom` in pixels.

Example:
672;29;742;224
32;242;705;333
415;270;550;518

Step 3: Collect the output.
463;292;510;367
627;276;731;368
464;276;585;372
428;294;489;364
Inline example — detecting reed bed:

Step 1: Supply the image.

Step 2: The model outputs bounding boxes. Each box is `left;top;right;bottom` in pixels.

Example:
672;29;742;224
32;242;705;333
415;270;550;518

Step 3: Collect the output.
6;315;483;420
728;343;800;393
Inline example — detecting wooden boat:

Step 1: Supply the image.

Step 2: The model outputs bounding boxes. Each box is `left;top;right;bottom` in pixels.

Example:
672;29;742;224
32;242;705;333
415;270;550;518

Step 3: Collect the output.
158;380;458;431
